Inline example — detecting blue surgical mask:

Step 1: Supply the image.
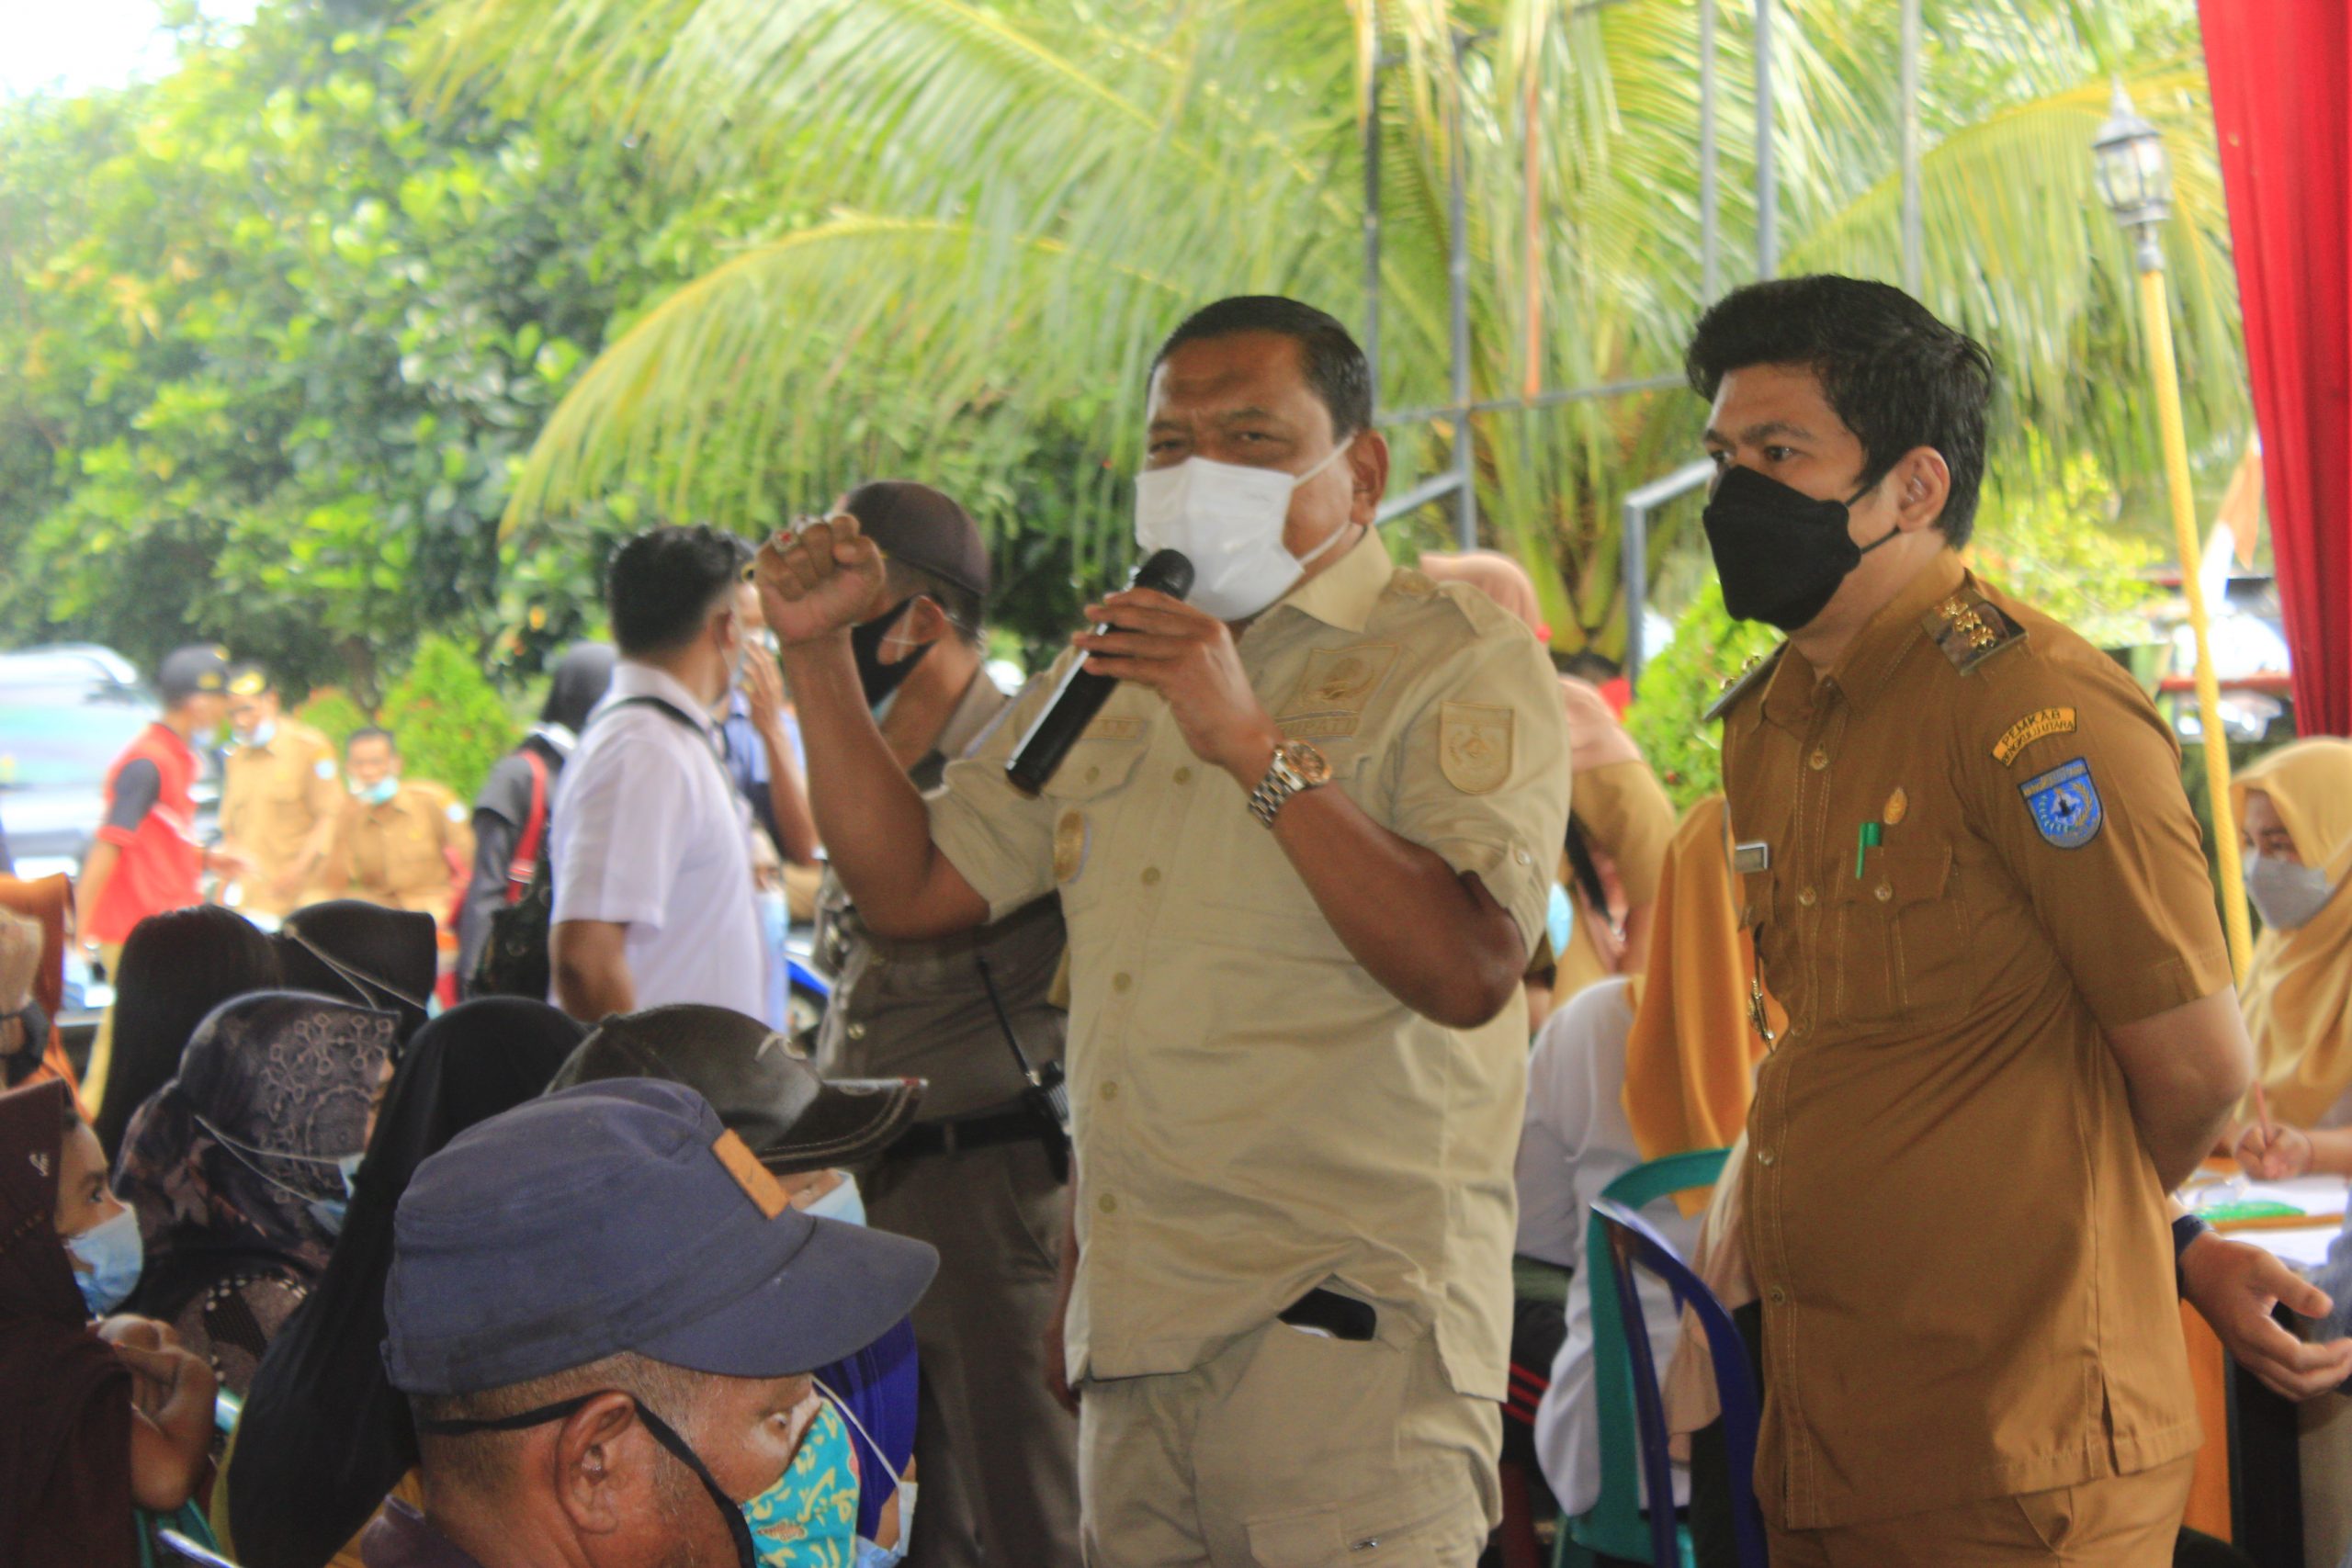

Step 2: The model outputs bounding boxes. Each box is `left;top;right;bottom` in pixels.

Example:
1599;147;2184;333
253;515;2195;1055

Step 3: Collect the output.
2245;854;2338;932
802;1173;865;1229
352;775;400;807
1546;882;1575;960
67;1204;144;1317
236;719;277;749
337;1151;365;1199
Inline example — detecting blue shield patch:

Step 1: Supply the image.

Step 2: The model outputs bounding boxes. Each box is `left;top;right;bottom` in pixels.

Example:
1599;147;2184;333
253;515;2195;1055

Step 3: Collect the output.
2019;758;2103;849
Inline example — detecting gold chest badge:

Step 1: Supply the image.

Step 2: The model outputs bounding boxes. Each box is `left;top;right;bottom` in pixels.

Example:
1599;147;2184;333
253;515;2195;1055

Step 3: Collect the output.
1053;809;1090;885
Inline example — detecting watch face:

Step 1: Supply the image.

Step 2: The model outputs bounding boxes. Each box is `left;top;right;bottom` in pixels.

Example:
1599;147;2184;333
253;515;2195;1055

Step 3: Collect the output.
1282;741;1333;787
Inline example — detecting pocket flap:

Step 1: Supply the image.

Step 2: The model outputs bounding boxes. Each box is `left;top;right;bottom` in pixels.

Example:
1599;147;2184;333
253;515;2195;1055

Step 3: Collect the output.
1036;739;1147;801
1838;843;1951;908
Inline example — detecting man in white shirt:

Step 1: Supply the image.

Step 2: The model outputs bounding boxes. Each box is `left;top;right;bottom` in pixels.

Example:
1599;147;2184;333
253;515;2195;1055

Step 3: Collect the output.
548;525;766;1021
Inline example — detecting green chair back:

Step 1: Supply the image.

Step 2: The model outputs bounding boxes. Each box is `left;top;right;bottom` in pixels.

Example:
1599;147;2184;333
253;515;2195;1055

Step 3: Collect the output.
1555;1146;1730;1568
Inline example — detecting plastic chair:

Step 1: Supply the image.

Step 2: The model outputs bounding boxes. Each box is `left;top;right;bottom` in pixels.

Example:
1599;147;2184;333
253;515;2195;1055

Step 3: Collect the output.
1557;1147;1729;1568
1593;1196;1766;1568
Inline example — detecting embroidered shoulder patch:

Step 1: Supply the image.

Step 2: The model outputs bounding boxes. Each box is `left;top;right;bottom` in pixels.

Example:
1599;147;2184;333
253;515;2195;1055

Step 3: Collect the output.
2018;757;2103;850
315;759;338;780
1439;702;1513;795
1992;707;2076;766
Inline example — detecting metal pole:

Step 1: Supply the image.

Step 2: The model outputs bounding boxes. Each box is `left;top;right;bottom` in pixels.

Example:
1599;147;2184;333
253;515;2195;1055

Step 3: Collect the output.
1363;48;1382;415
1900;0;1922;292
1619;458;1715;685
2137;249;2256;980
1700;0;1719;300
1449;30;1476;549
1755;0;1776;279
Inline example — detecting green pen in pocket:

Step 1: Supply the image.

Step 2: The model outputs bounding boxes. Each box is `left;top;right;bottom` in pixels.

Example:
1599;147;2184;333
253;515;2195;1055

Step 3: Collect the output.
1854;820;1883;879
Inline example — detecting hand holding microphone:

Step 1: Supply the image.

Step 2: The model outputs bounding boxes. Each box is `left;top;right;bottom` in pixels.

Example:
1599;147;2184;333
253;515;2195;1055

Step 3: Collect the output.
1008;549;1193;793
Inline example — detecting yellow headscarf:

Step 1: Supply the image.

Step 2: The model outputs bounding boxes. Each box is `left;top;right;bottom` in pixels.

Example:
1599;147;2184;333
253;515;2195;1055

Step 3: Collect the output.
2233;739;2352;1127
1621;795;1781;1210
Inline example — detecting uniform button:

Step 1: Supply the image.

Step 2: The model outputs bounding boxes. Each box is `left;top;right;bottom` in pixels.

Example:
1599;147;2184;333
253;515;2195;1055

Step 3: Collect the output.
1768;1286;1787;1304
1758;1147;1777;1167
1098;1192;1117;1214
1113;973;1133;993
1142;867;1161;886
1874;882;1894;902
1174;767;1193;784
1084;765;1101;784
1514;849;1533;866
1796;886;1817;908
1101;1082;1118;1101
1808;749;1829;771
846;1022;866;1041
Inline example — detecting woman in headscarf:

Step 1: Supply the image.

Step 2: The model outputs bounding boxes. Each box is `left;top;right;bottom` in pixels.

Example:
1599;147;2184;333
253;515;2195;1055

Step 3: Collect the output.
276;898;438;1045
2228;739;2352;1179
89;905;283;1159
1418;549;1676;1021
1518;795;1773;1528
0;1079;217;1567
219;997;586;1568
456;642;617;992
111;992;396;1394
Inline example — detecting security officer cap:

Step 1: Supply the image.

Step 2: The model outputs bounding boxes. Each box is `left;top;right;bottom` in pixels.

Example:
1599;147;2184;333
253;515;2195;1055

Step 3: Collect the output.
158;644;232;704
842;480;990;601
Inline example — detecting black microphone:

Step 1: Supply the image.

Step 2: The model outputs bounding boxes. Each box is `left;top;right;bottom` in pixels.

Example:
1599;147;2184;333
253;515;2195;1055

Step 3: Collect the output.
1006;548;1194;795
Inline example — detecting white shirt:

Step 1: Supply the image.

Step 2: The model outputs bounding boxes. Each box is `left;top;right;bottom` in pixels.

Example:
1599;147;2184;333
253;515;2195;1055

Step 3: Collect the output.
1519;977;1701;1517
548;661;764;1017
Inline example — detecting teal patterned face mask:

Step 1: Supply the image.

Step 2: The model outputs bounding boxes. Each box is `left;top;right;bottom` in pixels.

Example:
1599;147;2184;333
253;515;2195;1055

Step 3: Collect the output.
744;1399;859;1567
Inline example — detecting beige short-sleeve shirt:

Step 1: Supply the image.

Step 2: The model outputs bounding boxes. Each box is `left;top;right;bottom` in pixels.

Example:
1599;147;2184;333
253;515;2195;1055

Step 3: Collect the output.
1718;551;2229;1529
220;721;342;917
927;530;1572;1398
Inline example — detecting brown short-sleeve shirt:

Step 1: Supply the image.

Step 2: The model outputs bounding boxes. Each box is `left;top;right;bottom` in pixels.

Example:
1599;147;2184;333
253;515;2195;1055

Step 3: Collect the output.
1717;551;2228;1529
329;780;473;923
220;721;342;918
925;530;1572;1397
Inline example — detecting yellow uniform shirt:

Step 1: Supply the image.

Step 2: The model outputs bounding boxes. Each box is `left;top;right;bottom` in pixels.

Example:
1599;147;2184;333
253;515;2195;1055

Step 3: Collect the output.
327;779;473;924
927;530;1571;1398
219;721;342;918
1716;551;2229;1529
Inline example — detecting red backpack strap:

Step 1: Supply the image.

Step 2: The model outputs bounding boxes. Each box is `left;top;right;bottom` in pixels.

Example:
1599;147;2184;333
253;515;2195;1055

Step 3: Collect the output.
505;750;551;904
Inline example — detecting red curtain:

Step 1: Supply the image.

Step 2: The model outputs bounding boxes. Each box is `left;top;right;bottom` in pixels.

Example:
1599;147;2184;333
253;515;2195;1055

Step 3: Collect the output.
2198;0;2352;737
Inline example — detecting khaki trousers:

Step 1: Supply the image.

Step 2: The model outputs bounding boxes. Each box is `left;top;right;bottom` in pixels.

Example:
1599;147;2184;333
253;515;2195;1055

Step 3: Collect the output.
866;1136;1082;1568
1768;1454;2195;1567
1078;1317;1498;1568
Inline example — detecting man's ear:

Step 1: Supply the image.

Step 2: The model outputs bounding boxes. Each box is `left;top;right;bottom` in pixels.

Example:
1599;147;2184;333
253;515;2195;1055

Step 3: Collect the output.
1344;429;1392;526
889;596;948;660
552;1392;641;1537
1891;446;1952;536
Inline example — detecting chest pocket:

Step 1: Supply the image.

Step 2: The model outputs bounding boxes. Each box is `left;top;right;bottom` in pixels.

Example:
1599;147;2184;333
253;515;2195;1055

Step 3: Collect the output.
1832;843;1973;1032
1196;746;1373;941
1039;738;1148;913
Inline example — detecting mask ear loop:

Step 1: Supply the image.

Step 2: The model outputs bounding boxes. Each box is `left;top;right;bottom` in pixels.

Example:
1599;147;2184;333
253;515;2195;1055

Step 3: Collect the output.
283;929;433;1016
812;1375;905;1512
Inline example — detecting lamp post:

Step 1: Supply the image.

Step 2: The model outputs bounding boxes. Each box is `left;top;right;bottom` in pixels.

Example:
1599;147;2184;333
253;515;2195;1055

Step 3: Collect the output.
2093;80;2256;981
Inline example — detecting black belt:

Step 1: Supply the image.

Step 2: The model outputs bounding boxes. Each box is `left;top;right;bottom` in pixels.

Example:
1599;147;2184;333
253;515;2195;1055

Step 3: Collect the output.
1277;1287;1377;1342
889;1107;1051;1159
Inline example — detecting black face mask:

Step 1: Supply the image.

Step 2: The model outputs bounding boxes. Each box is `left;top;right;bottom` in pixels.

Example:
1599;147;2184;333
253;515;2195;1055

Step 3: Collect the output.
1702;464;1896;633
849;599;931;712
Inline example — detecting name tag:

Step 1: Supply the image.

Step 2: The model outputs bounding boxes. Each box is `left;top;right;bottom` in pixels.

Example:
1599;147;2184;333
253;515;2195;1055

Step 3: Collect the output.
1732;840;1771;875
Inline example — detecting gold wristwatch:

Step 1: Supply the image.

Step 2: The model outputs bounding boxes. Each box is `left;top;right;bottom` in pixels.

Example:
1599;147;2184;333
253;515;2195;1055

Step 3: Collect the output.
1248;740;1332;828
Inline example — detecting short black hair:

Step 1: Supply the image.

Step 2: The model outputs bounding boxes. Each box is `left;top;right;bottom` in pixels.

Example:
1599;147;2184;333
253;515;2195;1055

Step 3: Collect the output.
1153;296;1373;442
605;525;754;657
346;726;396;755
1684;276;1994;547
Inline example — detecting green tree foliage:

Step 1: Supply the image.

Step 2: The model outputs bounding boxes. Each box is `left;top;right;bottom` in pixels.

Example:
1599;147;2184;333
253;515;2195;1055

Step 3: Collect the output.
1627;583;1781;808
379;633;515;798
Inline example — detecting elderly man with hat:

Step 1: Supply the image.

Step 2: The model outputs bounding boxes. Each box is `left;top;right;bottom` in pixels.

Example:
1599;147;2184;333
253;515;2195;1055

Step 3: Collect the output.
75;644;251;1108
766;479;1084;1567
217;660;344;919
371;1075;938;1568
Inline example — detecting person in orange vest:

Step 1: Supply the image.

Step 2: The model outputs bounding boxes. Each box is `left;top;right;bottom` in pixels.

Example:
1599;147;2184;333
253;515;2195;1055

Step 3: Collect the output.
75;644;251;1106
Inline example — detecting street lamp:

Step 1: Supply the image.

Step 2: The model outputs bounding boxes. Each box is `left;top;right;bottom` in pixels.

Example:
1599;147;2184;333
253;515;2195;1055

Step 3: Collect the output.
2093;79;2256;981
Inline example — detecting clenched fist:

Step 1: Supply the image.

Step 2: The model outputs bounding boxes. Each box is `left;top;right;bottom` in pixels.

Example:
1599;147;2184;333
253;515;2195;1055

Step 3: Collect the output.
756;513;889;647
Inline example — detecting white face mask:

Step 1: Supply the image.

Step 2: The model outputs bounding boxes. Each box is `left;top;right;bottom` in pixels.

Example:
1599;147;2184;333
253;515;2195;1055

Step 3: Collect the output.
2245;853;2339;932
1133;444;1355;621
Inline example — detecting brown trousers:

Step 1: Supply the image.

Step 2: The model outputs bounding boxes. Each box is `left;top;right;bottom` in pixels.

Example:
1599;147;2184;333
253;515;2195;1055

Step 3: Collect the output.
866;1136;1082;1568
1078;1318;1498;1567
1768;1454;2196;1567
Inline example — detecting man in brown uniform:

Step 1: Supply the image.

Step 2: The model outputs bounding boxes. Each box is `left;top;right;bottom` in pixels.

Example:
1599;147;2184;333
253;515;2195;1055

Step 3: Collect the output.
327;727;472;927
1691;276;2253;1562
761;297;1570;1565
808;479;1081;1566
218;663;342;919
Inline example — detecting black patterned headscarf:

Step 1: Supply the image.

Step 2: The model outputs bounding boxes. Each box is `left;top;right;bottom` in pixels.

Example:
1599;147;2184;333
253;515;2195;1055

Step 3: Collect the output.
111;993;395;1322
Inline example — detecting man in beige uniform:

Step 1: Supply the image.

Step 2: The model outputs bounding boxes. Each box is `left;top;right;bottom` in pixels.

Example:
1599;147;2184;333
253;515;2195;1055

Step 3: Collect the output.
1690;276;2254;1563
218;663;342;919
808;479;1081;1566
763;296;1570;1565
327;727;472;926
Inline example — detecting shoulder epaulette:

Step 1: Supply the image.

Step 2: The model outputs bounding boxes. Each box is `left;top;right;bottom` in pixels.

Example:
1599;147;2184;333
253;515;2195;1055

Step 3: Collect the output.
1920;587;2026;675
1702;643;1788;723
